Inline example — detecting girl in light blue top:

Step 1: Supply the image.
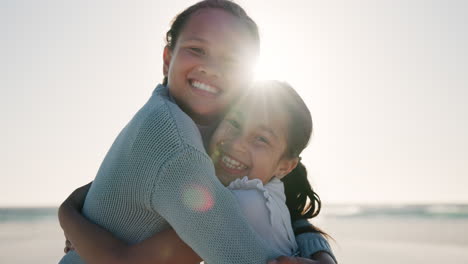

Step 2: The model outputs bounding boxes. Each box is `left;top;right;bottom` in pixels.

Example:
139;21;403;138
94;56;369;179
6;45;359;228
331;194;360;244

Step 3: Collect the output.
58;1;335;263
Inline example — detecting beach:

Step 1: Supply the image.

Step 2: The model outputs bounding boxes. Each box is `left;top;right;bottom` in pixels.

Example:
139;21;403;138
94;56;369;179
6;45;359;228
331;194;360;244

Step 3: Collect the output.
1;206;467;264
321;217;468;263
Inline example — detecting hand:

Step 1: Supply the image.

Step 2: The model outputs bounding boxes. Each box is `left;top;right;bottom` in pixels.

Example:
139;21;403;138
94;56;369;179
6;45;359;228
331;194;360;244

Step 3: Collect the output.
63;232;75;254
268;256;318;264
268;252;336;264
59;182;93;235
64;238;75;253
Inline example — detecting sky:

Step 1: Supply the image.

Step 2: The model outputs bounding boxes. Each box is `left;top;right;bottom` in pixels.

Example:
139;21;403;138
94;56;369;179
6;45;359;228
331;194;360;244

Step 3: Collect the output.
1;0;467;206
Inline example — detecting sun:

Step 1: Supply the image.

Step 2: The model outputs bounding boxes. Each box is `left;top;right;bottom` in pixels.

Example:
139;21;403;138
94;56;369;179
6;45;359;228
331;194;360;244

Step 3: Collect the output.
253;42;290;81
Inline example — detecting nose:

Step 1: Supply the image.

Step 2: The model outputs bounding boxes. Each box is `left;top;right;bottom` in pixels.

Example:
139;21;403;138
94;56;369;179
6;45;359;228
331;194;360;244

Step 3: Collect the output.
224;133;248;154
196;59;222;78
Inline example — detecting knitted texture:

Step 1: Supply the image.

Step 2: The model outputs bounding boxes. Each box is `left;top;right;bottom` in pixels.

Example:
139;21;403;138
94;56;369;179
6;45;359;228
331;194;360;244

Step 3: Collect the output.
59;85;278;264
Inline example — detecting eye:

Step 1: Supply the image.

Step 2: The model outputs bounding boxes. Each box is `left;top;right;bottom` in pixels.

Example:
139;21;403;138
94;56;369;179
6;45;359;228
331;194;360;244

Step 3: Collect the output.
188;47;205;55
226;118;240;129
255;135;270;145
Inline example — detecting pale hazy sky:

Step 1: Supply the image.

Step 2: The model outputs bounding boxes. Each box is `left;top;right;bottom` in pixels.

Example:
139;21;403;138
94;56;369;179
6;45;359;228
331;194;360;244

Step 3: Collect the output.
1;0;467;206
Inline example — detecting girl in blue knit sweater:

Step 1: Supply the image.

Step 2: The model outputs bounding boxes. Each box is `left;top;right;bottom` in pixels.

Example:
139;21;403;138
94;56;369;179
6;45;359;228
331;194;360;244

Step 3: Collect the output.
59;1;335;263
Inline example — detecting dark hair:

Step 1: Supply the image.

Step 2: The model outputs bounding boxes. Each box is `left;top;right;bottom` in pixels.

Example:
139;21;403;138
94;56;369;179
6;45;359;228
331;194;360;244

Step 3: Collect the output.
163;0;260;85
248;81;326;235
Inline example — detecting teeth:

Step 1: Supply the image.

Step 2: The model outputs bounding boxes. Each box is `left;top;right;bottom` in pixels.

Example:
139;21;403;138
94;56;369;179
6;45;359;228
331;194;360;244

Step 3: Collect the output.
191;81;218;94
221;155;247;170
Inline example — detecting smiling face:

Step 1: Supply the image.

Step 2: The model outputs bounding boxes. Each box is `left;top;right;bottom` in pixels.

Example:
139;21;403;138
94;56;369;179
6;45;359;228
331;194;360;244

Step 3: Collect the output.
208;100;299;186
163;8;258;125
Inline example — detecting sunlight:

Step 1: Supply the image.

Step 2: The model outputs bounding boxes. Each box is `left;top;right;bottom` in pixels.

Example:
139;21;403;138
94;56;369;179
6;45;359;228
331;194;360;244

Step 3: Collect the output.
253;44;289;81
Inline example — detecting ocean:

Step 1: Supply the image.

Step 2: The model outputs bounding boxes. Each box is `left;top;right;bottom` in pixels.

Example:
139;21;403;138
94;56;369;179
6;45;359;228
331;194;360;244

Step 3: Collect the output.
1;204;467;263
324;203;468;219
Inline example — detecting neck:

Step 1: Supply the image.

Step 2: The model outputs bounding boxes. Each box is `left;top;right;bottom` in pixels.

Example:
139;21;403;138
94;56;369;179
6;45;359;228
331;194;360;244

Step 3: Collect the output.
166;87;221;147
195;119;219;150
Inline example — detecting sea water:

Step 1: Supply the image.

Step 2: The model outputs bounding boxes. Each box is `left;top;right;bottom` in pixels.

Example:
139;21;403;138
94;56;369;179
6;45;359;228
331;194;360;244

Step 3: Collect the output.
1;205;467;263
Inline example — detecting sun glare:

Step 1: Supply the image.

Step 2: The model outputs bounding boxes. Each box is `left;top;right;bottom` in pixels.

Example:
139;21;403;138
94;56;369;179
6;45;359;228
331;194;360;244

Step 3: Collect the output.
253;43;289;81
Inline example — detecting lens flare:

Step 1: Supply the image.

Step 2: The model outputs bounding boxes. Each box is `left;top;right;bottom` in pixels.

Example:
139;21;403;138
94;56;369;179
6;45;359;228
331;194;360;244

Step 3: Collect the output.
182;184;214;212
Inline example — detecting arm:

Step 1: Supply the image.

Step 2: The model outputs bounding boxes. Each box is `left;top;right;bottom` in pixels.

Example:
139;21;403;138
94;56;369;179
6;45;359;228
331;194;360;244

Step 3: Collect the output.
150;148;278;263
59;184;201;264
268;253;336;264
292;219;337;263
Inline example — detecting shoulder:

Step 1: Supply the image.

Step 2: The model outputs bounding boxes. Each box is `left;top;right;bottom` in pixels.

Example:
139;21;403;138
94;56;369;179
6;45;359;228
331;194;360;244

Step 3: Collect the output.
228;178;270;222
229;178;298;256
232;188;269;218
227;177;287;225
135;87;205;153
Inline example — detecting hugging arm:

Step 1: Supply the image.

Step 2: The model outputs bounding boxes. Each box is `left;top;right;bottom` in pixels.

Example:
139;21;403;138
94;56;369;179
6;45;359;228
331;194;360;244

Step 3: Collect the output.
59;184;202;264
149;148;279;263
270;253;336;264
59;147;278;264
60;183;335;264
292;219;337;264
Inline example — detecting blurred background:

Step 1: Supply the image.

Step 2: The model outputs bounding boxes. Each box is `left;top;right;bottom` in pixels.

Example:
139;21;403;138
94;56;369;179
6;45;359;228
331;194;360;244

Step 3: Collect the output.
1;0;467;263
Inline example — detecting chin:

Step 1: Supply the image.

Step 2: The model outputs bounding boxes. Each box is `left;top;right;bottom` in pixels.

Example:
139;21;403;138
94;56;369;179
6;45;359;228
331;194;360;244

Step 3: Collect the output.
218;175;236;186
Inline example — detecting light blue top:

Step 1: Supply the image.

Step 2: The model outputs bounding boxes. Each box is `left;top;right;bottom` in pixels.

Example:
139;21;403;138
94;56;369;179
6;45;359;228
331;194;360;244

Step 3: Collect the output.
228;177;298;256
59;84;335;263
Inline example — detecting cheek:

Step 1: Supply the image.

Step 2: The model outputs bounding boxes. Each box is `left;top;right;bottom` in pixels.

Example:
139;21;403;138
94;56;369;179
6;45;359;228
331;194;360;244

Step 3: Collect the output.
250;149;269;167
223;67;252;90
227;73;251;91
220;87;245;108
254;147;282;168
250;156;276;183
171;51;197;73
208;129;227;153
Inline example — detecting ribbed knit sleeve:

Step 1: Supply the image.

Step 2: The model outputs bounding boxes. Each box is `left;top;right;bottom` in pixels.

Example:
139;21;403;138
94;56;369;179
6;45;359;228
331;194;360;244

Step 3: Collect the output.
150;147;279;263
293;219;337;263
58;85;280;264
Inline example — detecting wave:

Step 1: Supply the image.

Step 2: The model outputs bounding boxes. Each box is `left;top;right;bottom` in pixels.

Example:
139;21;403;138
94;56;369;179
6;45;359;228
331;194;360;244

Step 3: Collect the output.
2;204;468;223
0;207;57;223
324;204;468;219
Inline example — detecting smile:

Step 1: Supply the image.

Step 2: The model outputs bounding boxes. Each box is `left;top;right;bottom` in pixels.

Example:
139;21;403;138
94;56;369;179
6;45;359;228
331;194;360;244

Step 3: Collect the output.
221;154;248;170
190;80;220;95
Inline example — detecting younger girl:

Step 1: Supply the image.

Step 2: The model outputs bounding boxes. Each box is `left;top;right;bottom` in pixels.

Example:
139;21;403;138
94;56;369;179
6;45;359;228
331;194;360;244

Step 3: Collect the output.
59;81;336;263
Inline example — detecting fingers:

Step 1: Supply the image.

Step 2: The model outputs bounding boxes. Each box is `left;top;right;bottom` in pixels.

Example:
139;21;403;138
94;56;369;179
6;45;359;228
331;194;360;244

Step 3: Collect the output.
268;256;316;264
64;239;74;254
268;256;296;264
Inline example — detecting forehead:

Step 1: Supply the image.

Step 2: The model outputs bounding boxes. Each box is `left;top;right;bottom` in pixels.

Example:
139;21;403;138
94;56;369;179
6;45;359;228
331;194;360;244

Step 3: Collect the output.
178;8;257;54
231;99;289;136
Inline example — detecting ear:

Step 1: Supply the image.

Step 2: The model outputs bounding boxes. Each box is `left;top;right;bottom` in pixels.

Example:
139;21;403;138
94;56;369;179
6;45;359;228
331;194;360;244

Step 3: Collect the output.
163;45;172;77
274;157;299;180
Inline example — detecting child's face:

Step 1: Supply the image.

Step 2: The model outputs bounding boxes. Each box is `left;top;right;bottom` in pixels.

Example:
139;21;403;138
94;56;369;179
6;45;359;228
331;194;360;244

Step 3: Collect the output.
208;101;298;186
164;8;257;124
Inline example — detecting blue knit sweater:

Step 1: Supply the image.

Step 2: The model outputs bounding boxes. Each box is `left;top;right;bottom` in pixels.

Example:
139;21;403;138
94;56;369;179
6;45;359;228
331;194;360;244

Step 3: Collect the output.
59;84;334;263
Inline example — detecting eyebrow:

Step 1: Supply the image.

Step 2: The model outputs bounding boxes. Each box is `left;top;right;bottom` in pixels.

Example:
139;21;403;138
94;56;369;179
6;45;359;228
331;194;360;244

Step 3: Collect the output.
181;37;244;58
258;125;279;140
180;36;208;44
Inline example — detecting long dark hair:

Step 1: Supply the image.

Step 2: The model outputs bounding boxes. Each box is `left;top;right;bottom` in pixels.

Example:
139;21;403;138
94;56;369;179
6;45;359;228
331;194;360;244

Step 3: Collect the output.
163;0;260;86
249;81;326;235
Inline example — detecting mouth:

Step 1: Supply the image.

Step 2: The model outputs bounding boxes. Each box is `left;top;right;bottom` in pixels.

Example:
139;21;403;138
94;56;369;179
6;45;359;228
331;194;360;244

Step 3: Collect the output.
219;154;248;173
189;79;221;97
